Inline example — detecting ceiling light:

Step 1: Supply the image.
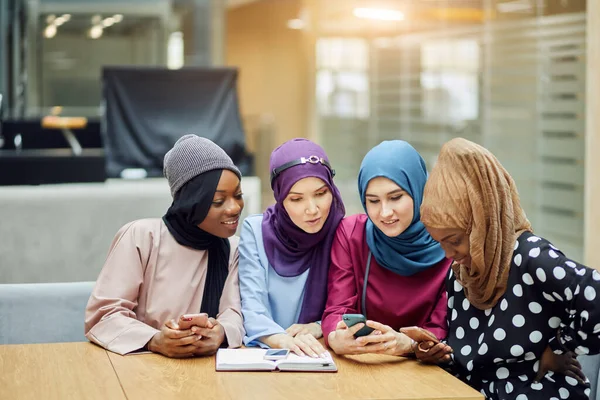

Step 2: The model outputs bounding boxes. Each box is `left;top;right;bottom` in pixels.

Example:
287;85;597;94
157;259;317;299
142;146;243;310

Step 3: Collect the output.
54;16;66;26
353;7;404;21
113;14;123;23
102;17;115;27
91;15;102;24
89;25;103;39
62;14;71;22
286;19;305;30
44;25;57;38
46;14;56;24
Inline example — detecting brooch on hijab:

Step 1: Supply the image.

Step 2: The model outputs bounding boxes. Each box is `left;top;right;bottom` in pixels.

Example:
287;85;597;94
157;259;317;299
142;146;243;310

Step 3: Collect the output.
270;155;336;183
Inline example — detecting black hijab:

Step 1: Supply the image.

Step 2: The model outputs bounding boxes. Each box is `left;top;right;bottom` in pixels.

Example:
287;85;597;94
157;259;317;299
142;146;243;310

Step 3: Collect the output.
163;169;230;318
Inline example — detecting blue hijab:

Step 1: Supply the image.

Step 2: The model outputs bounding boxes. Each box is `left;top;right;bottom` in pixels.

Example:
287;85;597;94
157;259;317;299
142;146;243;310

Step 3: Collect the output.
358;140;445;276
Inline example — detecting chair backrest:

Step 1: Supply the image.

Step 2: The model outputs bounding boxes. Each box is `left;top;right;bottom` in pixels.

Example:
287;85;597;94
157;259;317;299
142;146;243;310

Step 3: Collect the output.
581;354;600;400
0;281;94;344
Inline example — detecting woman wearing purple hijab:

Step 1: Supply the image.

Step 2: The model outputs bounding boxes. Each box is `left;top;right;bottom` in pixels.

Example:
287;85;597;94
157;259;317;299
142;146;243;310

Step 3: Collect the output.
238;138;345;357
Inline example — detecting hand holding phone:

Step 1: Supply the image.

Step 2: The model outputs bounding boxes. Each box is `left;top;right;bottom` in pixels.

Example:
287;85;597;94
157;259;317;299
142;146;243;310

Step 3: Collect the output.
342;314;375;338
178;313;209;330
263;349;290;360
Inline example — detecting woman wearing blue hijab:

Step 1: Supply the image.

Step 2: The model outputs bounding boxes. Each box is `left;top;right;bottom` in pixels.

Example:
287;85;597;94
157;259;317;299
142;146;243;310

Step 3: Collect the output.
323;140;453;357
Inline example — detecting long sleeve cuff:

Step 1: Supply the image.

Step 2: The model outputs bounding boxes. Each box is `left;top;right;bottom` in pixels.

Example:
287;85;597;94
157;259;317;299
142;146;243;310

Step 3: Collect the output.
87;320;159;355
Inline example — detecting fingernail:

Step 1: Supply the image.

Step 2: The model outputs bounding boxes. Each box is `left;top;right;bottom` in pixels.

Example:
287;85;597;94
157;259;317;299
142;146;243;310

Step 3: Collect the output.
196;335;202;340
191;327;198;332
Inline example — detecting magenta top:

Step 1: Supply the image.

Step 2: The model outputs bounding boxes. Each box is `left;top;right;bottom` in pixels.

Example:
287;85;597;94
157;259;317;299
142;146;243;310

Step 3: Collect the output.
322;214;451;345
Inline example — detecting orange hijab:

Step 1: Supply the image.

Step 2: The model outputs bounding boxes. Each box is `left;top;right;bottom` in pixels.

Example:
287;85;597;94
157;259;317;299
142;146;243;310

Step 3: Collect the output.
420;138;532;310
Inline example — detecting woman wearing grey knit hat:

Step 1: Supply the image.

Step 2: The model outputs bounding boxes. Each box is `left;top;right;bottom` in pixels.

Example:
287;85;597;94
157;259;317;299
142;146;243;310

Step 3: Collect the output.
85;134;245;358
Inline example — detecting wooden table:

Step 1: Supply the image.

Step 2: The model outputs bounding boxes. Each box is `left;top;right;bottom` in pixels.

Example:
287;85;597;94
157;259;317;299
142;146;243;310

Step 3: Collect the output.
0;342;125;400
0;342;483;400
107;349;482;400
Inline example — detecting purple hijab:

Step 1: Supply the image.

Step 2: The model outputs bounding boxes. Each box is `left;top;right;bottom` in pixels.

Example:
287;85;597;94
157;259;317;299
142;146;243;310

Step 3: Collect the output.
261;138;345;323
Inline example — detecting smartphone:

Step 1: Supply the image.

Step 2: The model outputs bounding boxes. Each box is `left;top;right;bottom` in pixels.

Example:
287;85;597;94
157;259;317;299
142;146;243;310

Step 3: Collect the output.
263;349;290;360
342;314;375;338
178;313;209;330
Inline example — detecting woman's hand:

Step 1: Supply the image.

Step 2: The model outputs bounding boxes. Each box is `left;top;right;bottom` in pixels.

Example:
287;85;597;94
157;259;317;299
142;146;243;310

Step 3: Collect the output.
327;320;381;355
400;326;453;364
356;320;412;356
536;345;585;384
190;317;226;357
147;320;203;358
263;333;327;358
286;323;323;339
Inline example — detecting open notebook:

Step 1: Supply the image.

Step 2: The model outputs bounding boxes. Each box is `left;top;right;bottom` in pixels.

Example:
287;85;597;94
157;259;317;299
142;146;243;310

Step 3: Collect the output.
216;349;337;372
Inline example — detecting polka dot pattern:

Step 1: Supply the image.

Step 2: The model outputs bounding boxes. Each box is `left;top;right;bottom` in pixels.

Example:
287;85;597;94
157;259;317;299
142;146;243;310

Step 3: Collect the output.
444;232;594;399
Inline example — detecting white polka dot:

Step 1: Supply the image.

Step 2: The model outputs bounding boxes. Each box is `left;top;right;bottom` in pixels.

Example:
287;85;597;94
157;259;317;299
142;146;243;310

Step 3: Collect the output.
549;250;559;258
461;345;472;356
516;394;528;400
523;273;534;285
478;333;484;344
455;326;465;339
531;382;543;390
448;296;454;308
454;280;463;291
529;247;541;258
488;315;495;327
493;357;503;363
535;268;546;282
467;360;474;371
575;346;590;355
518;374;528;381
514;254;522;266
594;323;600;334
528;236;541;242
576;268;586;276
582;310;590;322
462;298;470;311
574;285;580;295
478;343;488;355
585;388;591;397
496;367;509;379
529;331;543;343
578;330;588;340
513;284;523;297
559;387;569;399
500;299;508;311
511;345;524;357
524;351;536;360
470;317;479;329
543;292;555;302
452;309;458;321
553;292;564;301
554;267;566;280
514;240;519;250
494;328;506;341
565;261;577;268
593;270;600;281
585;286;596;301
513;314;525;328
484;308;492;316
533;360;540;372
564;287;573;301
529;302;542;314
506;382;513;394
549;317;561;329
565;376;578;386
489;381;494;393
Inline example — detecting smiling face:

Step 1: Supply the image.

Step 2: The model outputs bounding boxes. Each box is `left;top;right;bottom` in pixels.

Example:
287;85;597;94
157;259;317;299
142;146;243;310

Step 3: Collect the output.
426;226;471;268
364;177;414;237
282;177;333;234
196;170;244;238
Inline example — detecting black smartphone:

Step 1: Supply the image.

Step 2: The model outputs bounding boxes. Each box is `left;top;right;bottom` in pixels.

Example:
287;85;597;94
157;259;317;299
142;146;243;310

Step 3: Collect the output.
342;314;375;338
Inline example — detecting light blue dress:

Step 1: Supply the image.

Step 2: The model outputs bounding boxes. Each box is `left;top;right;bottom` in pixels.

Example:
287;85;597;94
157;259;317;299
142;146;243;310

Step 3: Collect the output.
238;214;309;347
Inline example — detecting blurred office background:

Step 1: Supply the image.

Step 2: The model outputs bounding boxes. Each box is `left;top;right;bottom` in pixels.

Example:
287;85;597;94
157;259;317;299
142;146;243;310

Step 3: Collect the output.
0;0;599;284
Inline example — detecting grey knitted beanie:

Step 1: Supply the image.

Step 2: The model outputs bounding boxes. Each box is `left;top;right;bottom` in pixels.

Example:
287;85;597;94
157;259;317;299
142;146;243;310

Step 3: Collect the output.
163;134;242;197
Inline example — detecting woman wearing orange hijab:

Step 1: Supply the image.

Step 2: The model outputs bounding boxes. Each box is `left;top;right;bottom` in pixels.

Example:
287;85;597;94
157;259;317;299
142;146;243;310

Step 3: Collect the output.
406;138;598;399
